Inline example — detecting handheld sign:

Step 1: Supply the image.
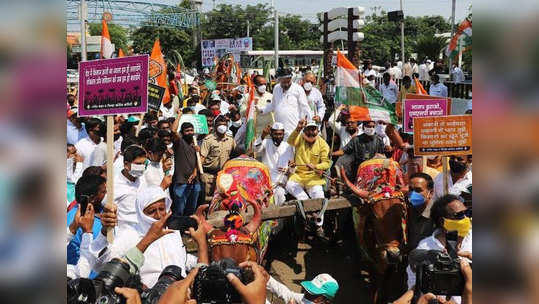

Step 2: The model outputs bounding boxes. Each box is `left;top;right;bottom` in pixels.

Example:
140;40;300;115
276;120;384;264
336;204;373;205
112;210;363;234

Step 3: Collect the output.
78;55;149;116
413;115;472;156
403;99;448;133
179;114;209;134
148;83;166;111
78;55;149;244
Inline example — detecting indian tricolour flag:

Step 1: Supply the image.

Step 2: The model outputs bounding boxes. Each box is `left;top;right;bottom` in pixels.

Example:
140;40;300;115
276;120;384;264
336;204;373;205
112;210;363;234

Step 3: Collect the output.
335;51;397;124
445;18;472;58
244;76;256;150
100;19;114;59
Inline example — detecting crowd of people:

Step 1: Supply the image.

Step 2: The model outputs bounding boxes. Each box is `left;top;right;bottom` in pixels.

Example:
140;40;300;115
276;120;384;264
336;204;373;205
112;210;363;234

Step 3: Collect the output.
66;62;472;303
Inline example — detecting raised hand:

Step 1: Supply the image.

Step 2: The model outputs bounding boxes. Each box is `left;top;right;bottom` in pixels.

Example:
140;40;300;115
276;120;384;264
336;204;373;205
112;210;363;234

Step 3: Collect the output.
79;203;95;234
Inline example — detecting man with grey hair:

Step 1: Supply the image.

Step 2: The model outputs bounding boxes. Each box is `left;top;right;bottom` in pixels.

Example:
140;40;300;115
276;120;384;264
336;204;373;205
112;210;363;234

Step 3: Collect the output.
302;71;326;125
258;67;312;139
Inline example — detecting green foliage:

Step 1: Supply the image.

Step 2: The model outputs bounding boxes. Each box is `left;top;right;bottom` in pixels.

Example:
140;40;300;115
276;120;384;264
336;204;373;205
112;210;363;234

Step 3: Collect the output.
361;9;451;65
88;22;129;52
414;35;448;63
131;26;196;67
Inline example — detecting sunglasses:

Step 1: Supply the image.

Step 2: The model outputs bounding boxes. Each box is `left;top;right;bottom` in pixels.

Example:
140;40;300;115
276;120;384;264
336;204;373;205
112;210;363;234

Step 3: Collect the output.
448;208;471;220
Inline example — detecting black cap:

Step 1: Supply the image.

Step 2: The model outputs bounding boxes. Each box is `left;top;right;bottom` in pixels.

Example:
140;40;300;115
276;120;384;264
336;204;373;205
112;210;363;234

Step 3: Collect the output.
275;67;293;79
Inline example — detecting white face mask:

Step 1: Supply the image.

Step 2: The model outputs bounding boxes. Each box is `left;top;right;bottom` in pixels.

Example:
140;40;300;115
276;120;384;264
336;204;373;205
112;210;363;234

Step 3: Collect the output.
364;127;375;136
426;155;437;160
303;82;313;91
231;120;242;128
166;143;173;149
129;163;146;178
257;85;266;94
216;125;228;134
375;124;387;136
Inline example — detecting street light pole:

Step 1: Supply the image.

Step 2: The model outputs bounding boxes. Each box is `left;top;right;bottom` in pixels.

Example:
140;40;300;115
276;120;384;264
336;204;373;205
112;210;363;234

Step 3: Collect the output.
448;0;456;77
80;0;87;61
273;0;279;70
400;0;405;65
247;20;250;37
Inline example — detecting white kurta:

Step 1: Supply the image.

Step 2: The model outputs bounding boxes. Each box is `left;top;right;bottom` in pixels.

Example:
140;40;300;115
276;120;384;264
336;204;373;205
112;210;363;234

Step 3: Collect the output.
113;172;142;230
305;87;326;120
254;137;295;185
75;137;102;169
261;83;312;138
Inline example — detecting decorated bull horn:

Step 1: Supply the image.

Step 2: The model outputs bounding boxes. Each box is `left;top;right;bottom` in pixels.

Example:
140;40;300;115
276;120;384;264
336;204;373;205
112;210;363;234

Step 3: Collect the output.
195;204;215;233
340;167;369;199
244;198;262;234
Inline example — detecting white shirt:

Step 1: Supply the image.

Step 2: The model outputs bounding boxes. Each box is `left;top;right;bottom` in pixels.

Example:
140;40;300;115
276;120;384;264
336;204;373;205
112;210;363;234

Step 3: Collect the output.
379;82;399;104
114;136;123;155
160;103;177;120
254;137;295;186
75;137;102;169
67;158;83;184
305;87;326;120
389;66;402;80
114;172;142;229
433;170;472;202
261;82;312;138
240;91;274;136
113;154;124;176
142;161;165;188
328;111;361;148
407;229;472;304
452;67;465;83
89;141;107;167
429;82;448;97
418;64;429;81
267;276;305;304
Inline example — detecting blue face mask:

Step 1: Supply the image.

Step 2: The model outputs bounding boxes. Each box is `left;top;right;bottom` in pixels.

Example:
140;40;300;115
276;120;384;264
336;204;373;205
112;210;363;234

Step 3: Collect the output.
408;191;426;207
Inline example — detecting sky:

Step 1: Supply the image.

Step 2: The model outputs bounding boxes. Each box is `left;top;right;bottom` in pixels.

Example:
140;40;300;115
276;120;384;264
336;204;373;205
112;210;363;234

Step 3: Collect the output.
191;0;472;23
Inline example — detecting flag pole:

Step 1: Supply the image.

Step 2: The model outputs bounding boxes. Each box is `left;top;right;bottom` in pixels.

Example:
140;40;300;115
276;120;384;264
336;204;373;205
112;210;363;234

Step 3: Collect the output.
106;115;115;243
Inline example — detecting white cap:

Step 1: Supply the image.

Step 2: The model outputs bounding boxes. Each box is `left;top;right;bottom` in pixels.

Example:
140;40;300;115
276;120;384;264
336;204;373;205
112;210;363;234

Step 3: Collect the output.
305;120;318;128
366;70;377;77
271;122;284;130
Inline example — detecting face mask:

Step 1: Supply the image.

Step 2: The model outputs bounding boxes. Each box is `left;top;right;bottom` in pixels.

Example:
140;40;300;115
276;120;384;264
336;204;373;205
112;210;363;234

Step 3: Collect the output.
443;217;472;237
257;85;266;94
231;120;242;128
212;109;221;117
426;155;437;160
375;124;386;136
129;163;146;178
272;137;283;146
303;82;313;91
216;125;228;134
449;159;468;174
364;127;375;136
408;191;426;207
166;143;173;149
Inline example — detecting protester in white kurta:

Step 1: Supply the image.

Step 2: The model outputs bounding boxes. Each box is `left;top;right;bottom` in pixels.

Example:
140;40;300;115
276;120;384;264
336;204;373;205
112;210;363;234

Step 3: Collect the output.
95;186;198;288
302;71;326;124
328;106;361;149
254;123;295;206
259;71;312;139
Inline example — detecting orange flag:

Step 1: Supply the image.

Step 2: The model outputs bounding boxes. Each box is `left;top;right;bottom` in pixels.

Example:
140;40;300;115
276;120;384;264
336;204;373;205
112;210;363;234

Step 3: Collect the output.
101;19;114;59
118;48;125;58
150;39;170;104
414;76;428;95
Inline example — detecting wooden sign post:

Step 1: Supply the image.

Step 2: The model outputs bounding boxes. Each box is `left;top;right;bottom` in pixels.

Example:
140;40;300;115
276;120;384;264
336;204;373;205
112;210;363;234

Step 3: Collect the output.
78;55;150;243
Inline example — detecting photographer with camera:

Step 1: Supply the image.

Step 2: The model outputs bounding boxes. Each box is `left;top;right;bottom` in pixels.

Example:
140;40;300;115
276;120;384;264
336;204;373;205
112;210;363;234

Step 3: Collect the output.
91;185;209;288
156;260;269;304
400;194;472;303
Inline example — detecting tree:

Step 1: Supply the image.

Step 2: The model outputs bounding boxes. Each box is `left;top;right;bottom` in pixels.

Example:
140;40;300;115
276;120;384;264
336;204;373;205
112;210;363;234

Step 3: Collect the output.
88;22;129;53
414;34;447;63
360;9;451;65
131;26;195;66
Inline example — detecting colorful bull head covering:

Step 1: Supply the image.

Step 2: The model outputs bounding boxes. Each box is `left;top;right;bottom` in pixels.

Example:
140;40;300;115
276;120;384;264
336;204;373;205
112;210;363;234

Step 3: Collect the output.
210;155;273;213
355;155;405;203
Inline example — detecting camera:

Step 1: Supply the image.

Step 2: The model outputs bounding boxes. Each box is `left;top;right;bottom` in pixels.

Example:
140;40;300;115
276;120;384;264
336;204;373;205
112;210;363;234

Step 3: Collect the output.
68;258;140;304
140;265;184;304
193;258;253;304
409;249;464;296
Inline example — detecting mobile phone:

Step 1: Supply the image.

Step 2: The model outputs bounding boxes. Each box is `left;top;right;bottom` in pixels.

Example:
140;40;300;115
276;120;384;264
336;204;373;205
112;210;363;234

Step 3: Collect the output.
166;215;198;232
